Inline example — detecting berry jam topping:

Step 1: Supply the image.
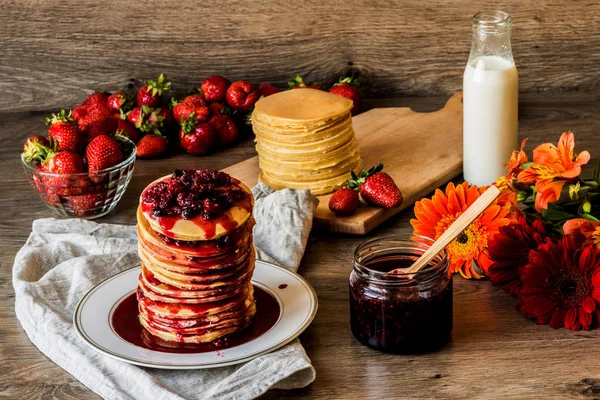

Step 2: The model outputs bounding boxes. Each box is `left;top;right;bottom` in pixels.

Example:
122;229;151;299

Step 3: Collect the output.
156;231;233;248
350;257;453;354
142;169;247;220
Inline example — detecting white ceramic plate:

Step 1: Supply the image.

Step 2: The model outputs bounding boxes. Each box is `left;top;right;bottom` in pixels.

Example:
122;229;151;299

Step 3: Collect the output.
74;260;318;369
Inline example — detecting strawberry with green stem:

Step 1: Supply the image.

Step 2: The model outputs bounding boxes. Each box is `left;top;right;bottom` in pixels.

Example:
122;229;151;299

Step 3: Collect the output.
172;95;210;123
46;110;84;153
179;115;218;155
329;77;361;115
347;164;403;208
127;105;165;135
288;75;321;90
137;74;171;107
108;91;133;113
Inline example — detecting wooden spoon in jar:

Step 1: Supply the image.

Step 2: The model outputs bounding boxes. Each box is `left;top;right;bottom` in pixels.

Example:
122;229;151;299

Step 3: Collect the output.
389;185;502;275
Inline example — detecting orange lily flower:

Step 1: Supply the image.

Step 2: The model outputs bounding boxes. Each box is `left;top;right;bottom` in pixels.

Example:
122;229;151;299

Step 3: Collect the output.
517;132;590;212
507;138;528;177
563;219;600;249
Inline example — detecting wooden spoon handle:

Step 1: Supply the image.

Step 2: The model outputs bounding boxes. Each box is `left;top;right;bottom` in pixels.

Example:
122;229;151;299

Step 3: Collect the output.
391;185;502;275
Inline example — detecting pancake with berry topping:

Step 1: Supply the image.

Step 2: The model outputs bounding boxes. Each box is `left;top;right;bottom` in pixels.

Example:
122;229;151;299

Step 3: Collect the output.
136;168;258;346
136;206;255;260
140;169;254;241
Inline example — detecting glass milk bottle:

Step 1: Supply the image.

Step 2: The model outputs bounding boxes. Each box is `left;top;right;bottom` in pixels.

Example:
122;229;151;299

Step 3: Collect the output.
463;11;518;186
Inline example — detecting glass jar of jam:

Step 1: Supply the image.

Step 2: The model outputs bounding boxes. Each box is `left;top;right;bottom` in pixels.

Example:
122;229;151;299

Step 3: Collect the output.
349;235;452;354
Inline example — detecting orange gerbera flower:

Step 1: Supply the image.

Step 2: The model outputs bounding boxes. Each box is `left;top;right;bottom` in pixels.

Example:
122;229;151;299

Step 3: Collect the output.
411;182;516;279
564;219;600;249
518;132;590;212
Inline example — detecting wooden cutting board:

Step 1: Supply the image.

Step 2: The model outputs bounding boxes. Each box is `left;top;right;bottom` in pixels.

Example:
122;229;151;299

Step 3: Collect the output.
224;92;463;234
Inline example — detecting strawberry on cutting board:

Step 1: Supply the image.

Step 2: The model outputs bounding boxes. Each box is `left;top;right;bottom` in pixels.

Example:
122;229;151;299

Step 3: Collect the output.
347;164;403;208
329;188;360;216
46;110;84;153
329;77;361;115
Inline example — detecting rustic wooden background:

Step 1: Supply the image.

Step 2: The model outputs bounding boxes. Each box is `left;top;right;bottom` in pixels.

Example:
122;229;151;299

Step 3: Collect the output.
1;0;599;113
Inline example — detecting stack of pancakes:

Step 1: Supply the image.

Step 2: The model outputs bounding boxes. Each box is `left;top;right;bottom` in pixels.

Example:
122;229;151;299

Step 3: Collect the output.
252;88;362;195
136;170;256;344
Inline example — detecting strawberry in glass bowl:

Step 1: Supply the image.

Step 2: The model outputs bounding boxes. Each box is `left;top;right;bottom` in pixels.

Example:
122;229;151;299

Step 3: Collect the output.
21;130;136;219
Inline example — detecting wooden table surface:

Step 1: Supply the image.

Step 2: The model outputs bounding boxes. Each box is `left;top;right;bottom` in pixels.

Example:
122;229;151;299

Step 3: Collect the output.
2;93;600;399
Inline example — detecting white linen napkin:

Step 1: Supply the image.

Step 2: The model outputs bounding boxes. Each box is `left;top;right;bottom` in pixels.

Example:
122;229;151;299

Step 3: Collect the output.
13;183;319;400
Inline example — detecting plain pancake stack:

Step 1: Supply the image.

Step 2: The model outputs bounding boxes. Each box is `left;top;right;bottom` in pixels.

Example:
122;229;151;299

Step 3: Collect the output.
136;169;256;344
252;88;362;195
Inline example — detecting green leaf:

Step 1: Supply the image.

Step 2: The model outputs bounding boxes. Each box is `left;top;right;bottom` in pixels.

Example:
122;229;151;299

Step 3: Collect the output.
520;161;534;170
581;214;600;222
541;203;575;221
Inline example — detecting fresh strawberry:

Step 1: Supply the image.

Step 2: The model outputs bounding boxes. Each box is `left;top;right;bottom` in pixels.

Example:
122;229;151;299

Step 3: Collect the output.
39;148;91;195
45;110;84;153
288;76;321;90
23;136;50;161
43;151;86;176
107;91;132;113
70;192;106;216
201;75;231;102
127;106;144;126
329;77;361;115
179;116;217;155
329;188;359;216
83;92;109;107
225;81;260;112
115;119;140;143
137;74;171;107
83;117;118;142
136;133;168;158
347;164;403;208
172;95;210;123
86;135;124;182
208;102;230;115
71;104;87;123
77;106;112;129
209;114;238;146
127;106;165;134
158;108;174;128
258;83;280;97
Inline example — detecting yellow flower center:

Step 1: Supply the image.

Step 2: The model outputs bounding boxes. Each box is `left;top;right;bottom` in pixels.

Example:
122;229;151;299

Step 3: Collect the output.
437;217;489;266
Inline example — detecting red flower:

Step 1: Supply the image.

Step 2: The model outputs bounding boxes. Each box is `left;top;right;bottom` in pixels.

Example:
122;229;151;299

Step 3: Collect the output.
487;216;548;296
518;236;600;330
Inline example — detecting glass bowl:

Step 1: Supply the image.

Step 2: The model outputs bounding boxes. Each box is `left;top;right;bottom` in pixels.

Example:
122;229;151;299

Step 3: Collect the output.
22;137;136;219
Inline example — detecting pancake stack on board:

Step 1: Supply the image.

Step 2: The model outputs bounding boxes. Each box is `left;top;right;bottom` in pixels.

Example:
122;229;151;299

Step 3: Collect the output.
136;169;256;344
252;89;362;195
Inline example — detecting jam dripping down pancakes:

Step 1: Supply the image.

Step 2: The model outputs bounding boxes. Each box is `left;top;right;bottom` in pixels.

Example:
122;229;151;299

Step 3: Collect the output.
136;169;256;344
